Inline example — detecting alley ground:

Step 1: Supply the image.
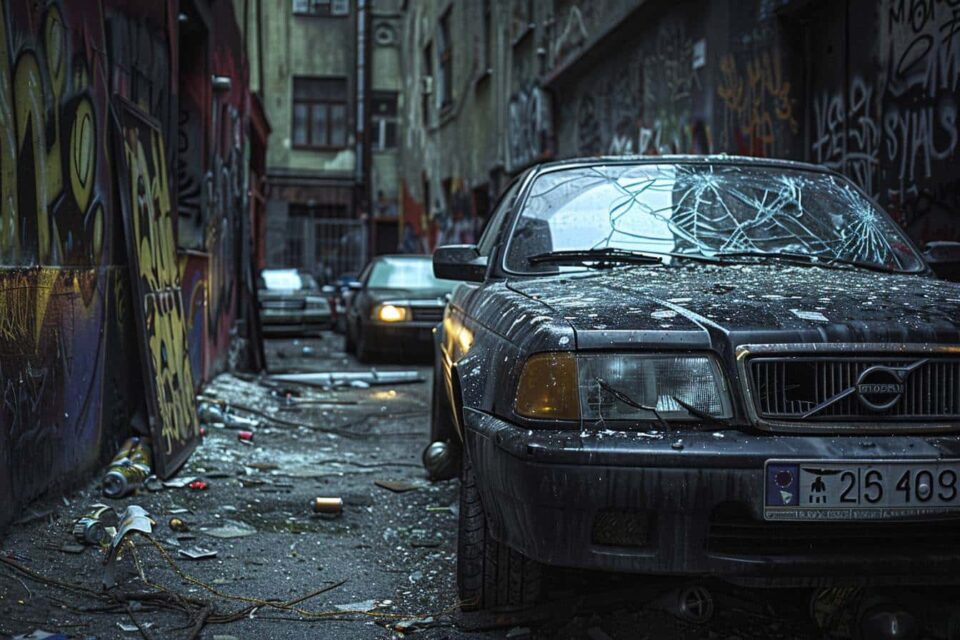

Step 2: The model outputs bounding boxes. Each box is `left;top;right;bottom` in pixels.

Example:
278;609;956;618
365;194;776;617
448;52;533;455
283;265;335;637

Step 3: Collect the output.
2;333;960;639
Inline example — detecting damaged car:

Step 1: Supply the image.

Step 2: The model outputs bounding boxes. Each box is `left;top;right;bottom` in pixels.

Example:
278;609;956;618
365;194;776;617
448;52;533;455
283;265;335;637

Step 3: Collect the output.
427;156;960;610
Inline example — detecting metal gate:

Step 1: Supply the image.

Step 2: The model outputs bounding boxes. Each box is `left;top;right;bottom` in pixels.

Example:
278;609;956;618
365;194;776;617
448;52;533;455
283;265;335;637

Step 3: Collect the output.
314;218;367;280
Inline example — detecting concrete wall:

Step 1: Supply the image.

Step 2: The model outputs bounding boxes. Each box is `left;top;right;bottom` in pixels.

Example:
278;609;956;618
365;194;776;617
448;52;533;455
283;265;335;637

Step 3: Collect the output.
261;0;357;174
0;0;255;532
400;0;960;249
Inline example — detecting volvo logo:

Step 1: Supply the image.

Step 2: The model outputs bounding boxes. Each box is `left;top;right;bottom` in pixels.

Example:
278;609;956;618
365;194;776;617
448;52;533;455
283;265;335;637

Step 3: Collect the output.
855;366;907;411
802;359;928;418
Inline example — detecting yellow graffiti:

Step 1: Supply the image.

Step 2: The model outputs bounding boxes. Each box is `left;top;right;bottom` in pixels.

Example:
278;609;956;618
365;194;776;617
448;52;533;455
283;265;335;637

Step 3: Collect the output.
69;98;96;212
0;2;16;260
717;49;797;155
0;4;102;265
123;126;178;293
145;292;198;455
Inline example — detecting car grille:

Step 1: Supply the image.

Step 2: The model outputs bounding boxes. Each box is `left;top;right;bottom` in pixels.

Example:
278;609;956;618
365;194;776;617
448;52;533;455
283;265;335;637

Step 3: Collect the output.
261;299;305;310
708;505;960;555
410;306;444;322
746;356;960;422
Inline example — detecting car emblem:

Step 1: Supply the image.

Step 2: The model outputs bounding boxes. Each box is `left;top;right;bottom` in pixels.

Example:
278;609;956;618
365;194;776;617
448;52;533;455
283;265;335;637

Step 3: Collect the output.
802;360;927;418
855;365;909;411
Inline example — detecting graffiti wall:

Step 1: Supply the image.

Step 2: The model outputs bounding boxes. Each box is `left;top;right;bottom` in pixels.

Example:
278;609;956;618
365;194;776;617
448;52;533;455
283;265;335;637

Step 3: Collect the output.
549;0;958;247
0;0;255;531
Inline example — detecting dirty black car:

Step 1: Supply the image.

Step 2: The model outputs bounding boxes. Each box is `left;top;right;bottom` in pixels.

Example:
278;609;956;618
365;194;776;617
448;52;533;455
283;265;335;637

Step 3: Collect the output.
345;254;457;362
427;156;960;611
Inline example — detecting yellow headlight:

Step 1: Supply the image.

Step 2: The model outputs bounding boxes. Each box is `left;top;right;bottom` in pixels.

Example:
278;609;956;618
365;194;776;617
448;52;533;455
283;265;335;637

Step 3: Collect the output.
375;304;408;322
514;352;580;420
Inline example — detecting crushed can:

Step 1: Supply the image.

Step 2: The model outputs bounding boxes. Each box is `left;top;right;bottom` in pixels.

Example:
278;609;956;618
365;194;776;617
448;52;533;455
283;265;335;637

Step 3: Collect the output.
188;480;209;491
238;430;254;443
312;497;343;515
102;437;152;498
72;504;113;545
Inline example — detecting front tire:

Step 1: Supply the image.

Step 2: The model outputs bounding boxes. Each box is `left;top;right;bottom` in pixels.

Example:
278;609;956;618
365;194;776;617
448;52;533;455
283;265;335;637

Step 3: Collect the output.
457;455;542;611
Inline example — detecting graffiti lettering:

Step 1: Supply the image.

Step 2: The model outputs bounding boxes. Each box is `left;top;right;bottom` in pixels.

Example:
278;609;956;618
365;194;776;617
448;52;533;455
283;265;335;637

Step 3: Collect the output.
508;84;553;170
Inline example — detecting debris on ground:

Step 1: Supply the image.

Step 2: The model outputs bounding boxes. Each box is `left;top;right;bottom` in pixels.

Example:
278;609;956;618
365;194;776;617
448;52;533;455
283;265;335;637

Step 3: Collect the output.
71;503;114;545
374;479;418;493
269;370;423;387
177;546;218;560
102;437;153;498
311;496;344;515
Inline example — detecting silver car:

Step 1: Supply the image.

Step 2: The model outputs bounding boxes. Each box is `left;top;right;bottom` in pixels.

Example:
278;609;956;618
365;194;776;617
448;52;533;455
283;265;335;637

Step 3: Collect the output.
258;269;332;336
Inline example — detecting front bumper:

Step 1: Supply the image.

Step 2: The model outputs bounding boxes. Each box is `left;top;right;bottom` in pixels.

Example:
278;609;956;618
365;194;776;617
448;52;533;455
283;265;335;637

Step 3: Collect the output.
362;321;436;355
260;310;332;334
464;408;960;586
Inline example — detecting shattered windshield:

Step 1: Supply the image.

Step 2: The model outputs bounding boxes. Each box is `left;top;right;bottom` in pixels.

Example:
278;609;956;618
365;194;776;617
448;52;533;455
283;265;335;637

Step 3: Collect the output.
504;164;925;274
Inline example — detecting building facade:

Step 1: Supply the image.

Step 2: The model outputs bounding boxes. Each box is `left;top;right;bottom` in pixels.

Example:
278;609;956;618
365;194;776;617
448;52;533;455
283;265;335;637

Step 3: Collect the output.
399;0;960;250
260;0;407;279
0;0;265;530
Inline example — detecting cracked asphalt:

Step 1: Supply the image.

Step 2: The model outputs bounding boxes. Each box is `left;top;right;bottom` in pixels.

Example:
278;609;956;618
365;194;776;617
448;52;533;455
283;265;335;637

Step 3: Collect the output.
2;332;960;639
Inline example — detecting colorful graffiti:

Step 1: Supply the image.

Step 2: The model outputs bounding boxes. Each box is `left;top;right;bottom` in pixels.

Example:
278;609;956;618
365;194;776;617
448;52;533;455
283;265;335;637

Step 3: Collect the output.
716;46;798;158
115;99;198;477
571;19;711;157
0;3;107;267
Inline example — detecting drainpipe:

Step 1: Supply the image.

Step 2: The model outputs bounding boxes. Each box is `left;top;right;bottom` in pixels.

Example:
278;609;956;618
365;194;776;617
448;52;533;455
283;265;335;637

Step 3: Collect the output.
355;0;368;261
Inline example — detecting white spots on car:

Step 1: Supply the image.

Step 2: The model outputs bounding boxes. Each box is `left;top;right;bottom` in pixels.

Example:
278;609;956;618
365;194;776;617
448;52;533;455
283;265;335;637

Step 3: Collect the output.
790;309;829;323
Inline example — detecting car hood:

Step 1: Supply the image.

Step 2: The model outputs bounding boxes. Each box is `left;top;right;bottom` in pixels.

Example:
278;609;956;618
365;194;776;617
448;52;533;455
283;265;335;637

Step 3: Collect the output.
366;287;452;303
506;264;960;350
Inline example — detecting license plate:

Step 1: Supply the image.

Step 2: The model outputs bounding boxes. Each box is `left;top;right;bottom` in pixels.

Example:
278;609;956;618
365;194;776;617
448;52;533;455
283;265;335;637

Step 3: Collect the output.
764;460;960;521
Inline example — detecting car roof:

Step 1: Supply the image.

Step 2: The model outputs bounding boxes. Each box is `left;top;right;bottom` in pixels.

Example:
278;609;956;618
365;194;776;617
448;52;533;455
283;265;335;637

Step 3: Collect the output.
527;154;834;176
371;254;431;261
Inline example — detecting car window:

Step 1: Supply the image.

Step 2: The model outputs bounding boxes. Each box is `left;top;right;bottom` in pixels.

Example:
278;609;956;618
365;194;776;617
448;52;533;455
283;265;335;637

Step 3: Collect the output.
261;269;304;290
299;273;319;290
477;179;522;257
367;257;458;290
503;163;925;274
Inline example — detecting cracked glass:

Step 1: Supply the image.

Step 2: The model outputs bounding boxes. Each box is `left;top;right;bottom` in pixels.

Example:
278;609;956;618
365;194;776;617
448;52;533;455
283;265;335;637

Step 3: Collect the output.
504;163;925;274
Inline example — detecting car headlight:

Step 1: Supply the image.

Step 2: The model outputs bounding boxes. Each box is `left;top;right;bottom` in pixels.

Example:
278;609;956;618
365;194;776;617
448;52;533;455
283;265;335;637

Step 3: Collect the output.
372;303;409;322
514;353;731;422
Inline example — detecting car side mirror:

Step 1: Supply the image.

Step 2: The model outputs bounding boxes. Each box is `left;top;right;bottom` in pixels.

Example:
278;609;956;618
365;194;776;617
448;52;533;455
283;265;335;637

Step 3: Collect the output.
923;241;960;282
347;280;363;291
434;244;487;282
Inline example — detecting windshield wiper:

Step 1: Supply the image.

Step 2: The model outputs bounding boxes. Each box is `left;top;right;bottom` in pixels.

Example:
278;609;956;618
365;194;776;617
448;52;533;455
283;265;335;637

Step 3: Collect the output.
671;396;733;430
714;251;895;273
595;377;669;430
528;248;664;268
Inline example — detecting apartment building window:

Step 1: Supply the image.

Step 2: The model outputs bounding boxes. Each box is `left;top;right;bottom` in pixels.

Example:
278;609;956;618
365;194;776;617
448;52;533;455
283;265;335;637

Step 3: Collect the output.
292;77;348;149
437;9;453;110
371;92;398;151
292;0;350;16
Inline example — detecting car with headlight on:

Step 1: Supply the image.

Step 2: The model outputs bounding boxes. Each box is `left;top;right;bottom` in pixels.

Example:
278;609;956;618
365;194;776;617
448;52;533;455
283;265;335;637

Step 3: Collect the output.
427;155;960;611
345;254;457;362
258;268;332;336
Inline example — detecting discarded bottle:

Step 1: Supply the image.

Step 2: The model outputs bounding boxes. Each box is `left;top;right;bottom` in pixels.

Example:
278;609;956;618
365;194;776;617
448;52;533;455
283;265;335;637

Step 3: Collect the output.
312;497;343;515
102;437;152;498
169;517;189;532
72;504;113;545
197;401;225;424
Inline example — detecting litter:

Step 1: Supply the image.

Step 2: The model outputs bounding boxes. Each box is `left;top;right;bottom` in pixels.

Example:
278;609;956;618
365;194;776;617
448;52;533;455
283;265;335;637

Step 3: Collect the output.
374;479;418;493
238;430;255;443
269;370;424;388
117;622;153;633
162;476;200;488
72;503;114;545
178;546;218;560
201;520;257;539
12;631;67;640
169;517;189;532
334;599;378;612
311;497;343;515
103;505;155;588
188;480;209;491
102;437;153;498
